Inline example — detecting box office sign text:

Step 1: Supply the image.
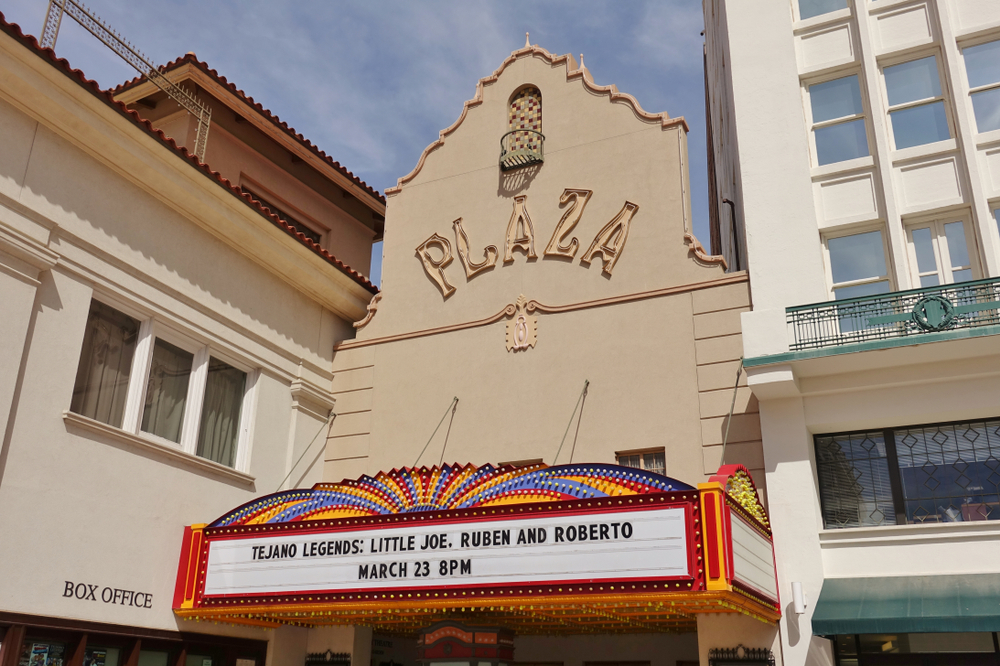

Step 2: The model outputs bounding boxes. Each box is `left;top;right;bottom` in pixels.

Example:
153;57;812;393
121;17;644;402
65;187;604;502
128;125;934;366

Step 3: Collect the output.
203;506;689;597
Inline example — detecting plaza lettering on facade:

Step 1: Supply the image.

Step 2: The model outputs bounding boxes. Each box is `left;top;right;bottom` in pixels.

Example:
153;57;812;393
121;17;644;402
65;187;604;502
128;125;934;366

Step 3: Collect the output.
417;190;639;297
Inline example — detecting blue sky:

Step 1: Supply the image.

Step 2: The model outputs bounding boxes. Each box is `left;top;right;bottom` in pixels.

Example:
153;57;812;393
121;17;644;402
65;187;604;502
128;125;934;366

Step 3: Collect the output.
2;1;709;285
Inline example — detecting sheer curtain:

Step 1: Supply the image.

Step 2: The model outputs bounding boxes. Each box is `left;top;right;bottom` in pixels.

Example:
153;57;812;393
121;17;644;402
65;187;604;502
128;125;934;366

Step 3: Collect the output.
196;358;246;467
141;339;193;443
71;301;139;427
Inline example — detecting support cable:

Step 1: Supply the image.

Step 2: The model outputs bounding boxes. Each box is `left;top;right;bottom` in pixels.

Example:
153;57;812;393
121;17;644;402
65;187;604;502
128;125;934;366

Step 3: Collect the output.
276;410;337;492
414;397;458;468
719;357;744;467
437;398;460;466
552;380;589;465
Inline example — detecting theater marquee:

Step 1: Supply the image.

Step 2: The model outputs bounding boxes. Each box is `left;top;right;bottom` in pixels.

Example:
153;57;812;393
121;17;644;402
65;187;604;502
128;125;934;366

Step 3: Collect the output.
174;463;779;634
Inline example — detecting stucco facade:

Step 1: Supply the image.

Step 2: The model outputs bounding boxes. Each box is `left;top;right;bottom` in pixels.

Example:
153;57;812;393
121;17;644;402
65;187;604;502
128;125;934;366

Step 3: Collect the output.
0;14;379;666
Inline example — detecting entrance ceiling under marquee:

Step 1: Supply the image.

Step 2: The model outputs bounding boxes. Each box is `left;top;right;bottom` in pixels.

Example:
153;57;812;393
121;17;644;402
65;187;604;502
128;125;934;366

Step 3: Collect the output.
174;464;780;636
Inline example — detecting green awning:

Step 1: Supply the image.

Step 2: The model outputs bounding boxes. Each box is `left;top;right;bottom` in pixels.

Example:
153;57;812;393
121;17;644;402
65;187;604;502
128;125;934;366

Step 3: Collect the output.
813;574;1000;635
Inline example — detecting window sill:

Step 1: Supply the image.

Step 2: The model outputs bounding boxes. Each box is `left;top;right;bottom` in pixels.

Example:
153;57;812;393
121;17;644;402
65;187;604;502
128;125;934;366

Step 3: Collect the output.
793;7;852;33
819;519;1000;547
63;410;255;486
890;138;958;165
810;155;876;180
974;128;1000;149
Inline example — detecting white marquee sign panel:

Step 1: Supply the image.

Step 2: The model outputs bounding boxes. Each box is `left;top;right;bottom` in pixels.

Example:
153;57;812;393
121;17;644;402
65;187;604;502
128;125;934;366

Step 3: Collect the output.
203;507;689;597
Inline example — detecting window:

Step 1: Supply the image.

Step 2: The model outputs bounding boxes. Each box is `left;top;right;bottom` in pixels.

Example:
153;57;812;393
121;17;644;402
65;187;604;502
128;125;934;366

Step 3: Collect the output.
905;218;976;287
243;187;323;245
809;75;870;166
500;86;543;170
616;449;666;476
71;300;255;470
883;56;951;149
815;417;1000;529
798;0;847;20
826;229;891;299
963;39;1000;134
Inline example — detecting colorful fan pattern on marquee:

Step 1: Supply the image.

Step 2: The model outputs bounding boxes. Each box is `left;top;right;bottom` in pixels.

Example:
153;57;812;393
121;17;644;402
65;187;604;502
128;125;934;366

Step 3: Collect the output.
211;462;694;527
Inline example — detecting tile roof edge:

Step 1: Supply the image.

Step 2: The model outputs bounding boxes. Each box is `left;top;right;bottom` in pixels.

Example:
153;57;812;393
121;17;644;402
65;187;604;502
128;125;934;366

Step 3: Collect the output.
0;13;378;296
113;53;386;207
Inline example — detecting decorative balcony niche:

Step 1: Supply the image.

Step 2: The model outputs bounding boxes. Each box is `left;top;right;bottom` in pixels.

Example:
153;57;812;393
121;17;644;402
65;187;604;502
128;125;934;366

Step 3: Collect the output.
499;129;545;171
787;277;1000;351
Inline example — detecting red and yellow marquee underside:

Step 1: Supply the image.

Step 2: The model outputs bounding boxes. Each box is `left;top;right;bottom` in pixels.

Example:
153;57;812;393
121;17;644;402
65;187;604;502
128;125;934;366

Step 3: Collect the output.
174;588;779;635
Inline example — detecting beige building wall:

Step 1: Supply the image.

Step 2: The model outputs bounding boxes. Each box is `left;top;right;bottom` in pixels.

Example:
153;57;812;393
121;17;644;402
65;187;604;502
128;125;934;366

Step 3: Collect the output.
326;45;763;495
0;24;370;652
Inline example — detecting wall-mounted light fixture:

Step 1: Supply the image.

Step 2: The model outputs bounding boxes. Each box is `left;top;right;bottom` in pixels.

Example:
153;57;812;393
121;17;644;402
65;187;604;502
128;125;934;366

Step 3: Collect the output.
791;581;807;615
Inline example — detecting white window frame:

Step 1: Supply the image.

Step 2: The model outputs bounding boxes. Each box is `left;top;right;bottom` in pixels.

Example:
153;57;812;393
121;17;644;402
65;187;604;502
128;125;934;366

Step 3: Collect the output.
879;51;955;152
903;216;979;287
803;70;873;169
794;0;851;24
84;297;258;472
959;37;1000;136
822;225;894;299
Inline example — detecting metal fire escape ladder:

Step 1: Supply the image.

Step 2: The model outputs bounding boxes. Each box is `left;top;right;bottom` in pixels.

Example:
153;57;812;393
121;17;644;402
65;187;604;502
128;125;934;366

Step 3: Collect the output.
40;0;212;158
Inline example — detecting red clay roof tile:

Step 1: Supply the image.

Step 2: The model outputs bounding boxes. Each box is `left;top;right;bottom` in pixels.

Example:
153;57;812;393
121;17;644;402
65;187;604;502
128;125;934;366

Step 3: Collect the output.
0;12;378;295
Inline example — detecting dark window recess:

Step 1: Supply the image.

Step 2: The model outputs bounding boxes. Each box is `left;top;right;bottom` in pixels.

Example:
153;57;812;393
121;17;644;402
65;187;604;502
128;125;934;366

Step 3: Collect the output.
243;188;322;245
816;418;1000;529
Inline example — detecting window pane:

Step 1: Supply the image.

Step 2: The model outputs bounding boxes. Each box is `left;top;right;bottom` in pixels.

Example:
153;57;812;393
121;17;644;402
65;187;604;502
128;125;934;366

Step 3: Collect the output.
971;87;1000;133
894;420;1000;522
952;268;973;283
71;301;139;427
833;280;891;300
815;118;869;165
829;230;887;284
141;339;193;443
963;40;1000;89
811;76;864;122
643;451;666;476
815;432;897;528
910;227;937;274
885;57;942;106
196;358;246;468
943;221;971;268
919;274;940;287
889;101;950;149
799;0;847;20
618;455;640;468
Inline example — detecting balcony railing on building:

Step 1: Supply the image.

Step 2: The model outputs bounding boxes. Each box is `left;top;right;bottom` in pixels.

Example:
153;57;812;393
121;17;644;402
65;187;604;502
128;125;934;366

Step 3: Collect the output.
787;277;1000;351
499;130;544;171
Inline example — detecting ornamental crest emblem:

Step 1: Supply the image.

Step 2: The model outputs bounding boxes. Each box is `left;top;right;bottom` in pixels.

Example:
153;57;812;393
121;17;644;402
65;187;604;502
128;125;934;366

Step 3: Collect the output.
506;294;537;352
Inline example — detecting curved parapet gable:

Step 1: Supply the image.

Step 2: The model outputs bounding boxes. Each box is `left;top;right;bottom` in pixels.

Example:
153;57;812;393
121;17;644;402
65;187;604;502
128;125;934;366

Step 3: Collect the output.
384;43;689;196
211;462;694;527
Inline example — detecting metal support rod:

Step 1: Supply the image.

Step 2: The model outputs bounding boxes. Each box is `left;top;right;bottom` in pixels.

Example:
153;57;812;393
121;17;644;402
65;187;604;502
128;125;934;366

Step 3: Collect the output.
276;410;337;491
437;398;460;466
552;380;589;465
720;358;744;467
39;0;212;157
414;397;458;468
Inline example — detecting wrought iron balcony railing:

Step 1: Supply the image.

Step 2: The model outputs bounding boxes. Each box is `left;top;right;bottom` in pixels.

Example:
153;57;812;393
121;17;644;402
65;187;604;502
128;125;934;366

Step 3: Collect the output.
787;277;1000;351
499;130;544;171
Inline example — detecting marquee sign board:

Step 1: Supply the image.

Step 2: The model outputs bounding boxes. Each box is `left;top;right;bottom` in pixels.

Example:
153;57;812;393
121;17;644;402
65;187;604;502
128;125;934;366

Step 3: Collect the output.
202;506;689;598
173;463;780;633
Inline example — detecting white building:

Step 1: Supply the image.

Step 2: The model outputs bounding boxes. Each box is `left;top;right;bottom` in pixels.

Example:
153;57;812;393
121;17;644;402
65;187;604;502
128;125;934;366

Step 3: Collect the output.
704;0;1000;664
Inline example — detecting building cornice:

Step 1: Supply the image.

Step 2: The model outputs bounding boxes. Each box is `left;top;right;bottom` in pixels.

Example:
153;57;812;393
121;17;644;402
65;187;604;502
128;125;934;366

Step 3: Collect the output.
0;22;374;321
